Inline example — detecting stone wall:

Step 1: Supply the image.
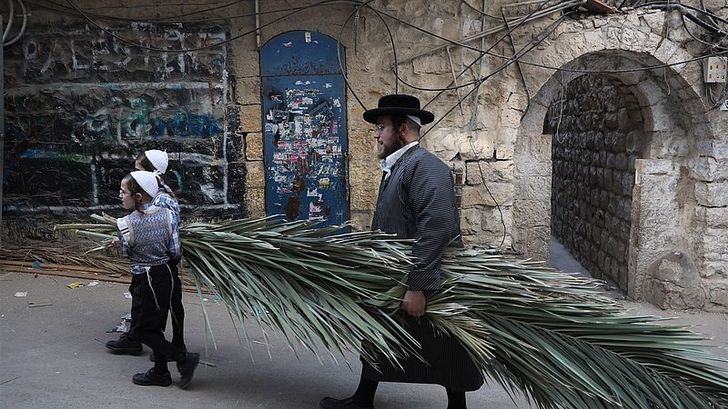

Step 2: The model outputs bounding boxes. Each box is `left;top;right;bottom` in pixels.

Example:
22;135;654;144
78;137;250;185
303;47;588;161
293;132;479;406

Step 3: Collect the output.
2;1;728;310
547;74;643;289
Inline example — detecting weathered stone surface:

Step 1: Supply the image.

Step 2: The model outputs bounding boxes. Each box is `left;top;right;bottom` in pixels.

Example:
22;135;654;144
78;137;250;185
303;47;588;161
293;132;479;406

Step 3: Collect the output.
639;10;667;33
481;205;512;237
465;160;513;184
495;128;517;160
245;132;263;161
708;285;728;308
239;104;261;132
461;183;514;207
349;160;379;211
459;132;496;161
245;187;265;218
645;280;707;310
460;207;483;235
696;207;728;228
700;229;728;260
513;198;549;227
689;158;728;182
245;160;265;189
695;182;728;207
697;139;728;159
234;76;262;106
349;210;373;231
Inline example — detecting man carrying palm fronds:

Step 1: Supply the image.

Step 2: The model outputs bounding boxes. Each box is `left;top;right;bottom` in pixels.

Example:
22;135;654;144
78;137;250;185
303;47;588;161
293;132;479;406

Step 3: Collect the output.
319;94;483;409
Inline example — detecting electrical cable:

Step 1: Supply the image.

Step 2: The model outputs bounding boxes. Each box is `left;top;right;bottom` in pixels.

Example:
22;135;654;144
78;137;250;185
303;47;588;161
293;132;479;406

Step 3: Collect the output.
416;19;554;111
420;11;572;141
383;0;728;77
460;0;501;20
32;0;299;23
396;0;567;94
28;0;726;79
336;0;370;111
470;140;508;248
4;0;27;46
680;11;725;49
3;0;14;42
455;2;570;250
639;1;728;26
61;0;362;53
501;5;531;119
366;4;399;94
395;0;584;66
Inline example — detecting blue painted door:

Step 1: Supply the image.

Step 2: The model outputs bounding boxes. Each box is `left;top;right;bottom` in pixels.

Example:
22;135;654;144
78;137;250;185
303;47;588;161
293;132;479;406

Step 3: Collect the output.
261;31;349;226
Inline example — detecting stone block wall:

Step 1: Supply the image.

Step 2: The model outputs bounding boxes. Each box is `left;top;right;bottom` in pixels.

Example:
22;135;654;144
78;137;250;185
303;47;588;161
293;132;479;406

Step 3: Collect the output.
547;74;643;288
2;1;728;311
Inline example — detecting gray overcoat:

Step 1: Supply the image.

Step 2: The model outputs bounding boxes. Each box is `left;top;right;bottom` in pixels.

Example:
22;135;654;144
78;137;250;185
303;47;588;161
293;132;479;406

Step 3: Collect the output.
362;145;484;391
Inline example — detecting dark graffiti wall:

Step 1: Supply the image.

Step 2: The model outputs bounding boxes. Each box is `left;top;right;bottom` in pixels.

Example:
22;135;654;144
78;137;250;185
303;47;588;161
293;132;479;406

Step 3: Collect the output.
3;22;244;225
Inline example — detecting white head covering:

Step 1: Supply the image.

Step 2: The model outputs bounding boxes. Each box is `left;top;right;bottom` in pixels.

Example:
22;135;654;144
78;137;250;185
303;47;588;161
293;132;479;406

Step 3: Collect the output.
145;150;168;174
130;171;160;199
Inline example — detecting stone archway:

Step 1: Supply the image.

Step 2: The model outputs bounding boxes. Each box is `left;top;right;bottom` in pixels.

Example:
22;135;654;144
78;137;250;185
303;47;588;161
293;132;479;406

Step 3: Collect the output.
513;47;713;306
545;73;645;291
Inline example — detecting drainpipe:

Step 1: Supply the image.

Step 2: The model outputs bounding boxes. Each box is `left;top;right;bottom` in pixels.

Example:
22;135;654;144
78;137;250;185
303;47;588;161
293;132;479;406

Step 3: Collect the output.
0;16;4;250
469;0;488;132
255;0;261;50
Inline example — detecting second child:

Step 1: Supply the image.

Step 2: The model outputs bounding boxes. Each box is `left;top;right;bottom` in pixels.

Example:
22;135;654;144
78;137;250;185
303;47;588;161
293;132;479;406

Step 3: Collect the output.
116;170;198;388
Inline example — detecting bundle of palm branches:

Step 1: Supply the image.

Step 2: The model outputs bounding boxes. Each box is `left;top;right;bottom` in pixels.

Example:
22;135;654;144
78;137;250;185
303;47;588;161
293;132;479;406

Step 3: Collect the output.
56;215;728;409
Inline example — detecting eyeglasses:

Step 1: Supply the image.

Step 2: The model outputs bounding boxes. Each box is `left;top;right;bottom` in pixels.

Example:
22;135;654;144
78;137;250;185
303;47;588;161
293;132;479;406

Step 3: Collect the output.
371;124;389;135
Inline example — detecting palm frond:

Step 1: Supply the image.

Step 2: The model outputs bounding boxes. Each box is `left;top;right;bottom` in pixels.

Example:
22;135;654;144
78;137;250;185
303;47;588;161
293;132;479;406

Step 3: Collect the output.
55;215;728;409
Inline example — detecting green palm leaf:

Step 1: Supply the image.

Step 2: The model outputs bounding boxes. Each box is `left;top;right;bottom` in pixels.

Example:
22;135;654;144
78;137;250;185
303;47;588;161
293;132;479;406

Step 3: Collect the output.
56;215;728;409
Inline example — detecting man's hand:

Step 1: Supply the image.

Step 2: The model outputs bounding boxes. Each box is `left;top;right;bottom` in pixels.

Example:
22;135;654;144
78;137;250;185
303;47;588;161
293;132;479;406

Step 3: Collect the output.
401;290;426;317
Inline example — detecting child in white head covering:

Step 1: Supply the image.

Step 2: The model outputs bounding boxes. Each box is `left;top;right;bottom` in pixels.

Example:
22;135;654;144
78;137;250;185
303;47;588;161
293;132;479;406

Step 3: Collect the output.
107;151;186;364
135;150;177;203
134;151;184;358
111;171;198;388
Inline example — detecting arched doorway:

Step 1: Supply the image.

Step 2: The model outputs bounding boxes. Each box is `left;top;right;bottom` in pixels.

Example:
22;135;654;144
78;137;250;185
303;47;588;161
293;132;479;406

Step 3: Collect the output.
514;50;713;306
545;74;645;290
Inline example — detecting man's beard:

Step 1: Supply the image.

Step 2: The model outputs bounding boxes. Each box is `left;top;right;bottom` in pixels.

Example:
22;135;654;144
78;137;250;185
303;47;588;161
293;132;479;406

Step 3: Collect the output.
379;139;404;159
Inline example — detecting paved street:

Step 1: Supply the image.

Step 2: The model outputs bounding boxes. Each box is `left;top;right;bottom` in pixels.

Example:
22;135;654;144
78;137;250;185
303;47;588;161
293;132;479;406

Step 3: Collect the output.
1;268;726;409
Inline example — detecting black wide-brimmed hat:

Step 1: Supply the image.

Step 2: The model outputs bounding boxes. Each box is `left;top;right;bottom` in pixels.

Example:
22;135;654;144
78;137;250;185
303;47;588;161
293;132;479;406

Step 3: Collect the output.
363;94;434;125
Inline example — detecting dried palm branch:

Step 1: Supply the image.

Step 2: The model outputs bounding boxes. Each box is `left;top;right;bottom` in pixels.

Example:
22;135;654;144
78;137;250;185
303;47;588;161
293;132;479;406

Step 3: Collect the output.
1;244;129;276
56;215;728;409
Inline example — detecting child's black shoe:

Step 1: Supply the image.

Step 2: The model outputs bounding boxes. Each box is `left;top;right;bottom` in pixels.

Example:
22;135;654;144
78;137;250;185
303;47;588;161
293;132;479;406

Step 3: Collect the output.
106;334;143;355
132;368;172;386
177;352;200;389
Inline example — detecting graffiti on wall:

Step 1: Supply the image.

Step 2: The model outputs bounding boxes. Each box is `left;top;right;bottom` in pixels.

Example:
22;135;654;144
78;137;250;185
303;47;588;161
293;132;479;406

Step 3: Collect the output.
261;31;349;227
7;23;226;84
6;87;223;143
3;22;243;215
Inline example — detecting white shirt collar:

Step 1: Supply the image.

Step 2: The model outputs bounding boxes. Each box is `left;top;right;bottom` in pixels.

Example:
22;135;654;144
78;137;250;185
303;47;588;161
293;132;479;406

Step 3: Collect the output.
380;141;418;176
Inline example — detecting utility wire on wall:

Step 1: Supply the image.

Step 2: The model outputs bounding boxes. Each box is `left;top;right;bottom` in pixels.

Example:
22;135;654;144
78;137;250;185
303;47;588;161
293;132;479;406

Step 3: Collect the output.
22;0;726;75
6;0;726;238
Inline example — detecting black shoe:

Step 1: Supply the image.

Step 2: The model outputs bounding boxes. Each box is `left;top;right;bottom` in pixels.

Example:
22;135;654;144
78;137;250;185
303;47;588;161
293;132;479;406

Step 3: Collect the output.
106;334;143;355
177;352;200;389
319;397;373;409
132;368;172;387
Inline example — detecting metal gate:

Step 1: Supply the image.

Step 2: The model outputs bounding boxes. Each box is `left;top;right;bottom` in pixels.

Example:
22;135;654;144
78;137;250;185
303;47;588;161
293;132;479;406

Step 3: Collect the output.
260;31;349;226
